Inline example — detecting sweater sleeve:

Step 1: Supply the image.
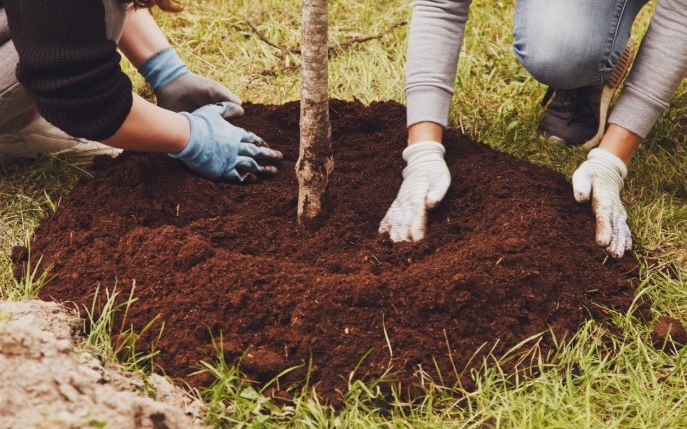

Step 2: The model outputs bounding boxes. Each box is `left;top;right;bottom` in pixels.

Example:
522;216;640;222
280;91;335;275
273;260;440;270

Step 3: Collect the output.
608;0;687;138
405;0;472;128
5;0;132;140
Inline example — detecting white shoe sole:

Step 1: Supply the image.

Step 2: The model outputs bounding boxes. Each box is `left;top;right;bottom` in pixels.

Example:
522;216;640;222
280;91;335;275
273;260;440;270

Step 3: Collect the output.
0;117;121;161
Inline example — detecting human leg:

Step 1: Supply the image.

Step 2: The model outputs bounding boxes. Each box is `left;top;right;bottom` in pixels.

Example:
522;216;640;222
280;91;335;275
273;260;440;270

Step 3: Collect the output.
0;37;122;161
0;2;125;161
513;0;649;146
0;10;38;135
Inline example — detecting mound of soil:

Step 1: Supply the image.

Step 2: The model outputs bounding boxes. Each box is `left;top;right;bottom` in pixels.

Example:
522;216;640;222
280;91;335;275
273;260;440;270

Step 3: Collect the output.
15;100;641;403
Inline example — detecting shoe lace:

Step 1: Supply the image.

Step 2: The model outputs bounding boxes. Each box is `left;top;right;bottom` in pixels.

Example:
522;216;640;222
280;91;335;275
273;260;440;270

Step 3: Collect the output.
541;86;597;125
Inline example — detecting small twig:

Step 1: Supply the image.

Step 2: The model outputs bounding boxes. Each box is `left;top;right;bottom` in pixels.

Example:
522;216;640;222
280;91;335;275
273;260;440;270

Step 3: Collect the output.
334;20;407;50
247;21;298;57
247;19;408;58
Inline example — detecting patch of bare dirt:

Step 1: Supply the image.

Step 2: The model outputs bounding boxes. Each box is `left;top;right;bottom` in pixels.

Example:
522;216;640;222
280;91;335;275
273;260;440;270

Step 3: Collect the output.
0;300;206;429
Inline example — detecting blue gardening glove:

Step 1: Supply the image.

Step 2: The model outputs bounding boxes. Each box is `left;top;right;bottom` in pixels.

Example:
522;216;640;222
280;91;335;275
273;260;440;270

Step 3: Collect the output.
140;47;244;116
379;141;451;241
572;147;632;258
171;102;283;182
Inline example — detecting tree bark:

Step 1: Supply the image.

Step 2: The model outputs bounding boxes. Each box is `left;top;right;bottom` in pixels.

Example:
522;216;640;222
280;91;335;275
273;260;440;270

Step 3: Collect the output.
296;0;333;228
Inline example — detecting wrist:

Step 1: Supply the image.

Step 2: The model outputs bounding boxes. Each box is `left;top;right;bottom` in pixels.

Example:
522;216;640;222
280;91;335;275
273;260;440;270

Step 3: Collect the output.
139;47;189;91
408;121;443;145
589;148;628;179
169;112;196;158
598;124;641;165
402;141;445;163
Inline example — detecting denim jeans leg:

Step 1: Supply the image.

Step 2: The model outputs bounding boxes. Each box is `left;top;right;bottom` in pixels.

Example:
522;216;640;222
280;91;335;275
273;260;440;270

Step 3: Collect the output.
513;0;649;89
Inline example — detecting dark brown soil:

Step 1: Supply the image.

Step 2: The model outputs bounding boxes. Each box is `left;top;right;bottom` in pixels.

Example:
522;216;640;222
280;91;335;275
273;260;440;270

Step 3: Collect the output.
652;316;687;350
14;100;642;403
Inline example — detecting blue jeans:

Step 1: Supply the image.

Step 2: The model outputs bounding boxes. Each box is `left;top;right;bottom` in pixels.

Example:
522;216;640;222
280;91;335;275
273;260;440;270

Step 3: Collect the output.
0;0;126;133
513;0;649;89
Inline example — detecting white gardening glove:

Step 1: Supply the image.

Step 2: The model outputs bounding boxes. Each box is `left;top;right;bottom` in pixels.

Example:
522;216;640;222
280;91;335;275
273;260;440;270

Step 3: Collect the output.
379;141;451;242
572;147;632;258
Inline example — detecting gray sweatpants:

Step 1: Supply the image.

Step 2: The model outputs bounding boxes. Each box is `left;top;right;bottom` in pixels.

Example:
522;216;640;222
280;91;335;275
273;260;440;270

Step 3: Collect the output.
0;1;127;133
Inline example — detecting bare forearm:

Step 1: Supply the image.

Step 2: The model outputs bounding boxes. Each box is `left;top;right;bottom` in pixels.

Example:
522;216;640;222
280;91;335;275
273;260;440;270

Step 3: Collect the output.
103;93;189;153
408;121;443;145
598;124;641;165
118;7;170;68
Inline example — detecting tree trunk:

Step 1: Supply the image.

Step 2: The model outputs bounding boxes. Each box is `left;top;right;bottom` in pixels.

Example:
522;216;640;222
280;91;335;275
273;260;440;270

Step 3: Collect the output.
296;0;333;228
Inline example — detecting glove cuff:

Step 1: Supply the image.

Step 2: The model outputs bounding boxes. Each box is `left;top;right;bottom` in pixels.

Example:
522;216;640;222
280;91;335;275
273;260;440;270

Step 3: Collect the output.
402;141;445;163
168;112;200;159
588;148;628;179
139;47;190;92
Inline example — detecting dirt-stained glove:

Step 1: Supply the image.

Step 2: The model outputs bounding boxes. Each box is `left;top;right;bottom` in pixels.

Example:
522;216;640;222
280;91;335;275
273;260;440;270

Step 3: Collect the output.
572;147;632;258
139;47;244;116
379;141;450;242
171;102;283;182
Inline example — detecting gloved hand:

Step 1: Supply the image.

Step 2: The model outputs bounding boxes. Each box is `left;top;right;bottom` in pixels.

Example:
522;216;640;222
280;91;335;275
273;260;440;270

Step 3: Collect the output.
572;147;632;258
379;141;451;241
172;102;283;182
139;47;244;116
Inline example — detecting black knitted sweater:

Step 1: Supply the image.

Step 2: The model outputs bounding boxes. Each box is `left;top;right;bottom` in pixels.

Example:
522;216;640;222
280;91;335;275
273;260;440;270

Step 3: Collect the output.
3;0;132;140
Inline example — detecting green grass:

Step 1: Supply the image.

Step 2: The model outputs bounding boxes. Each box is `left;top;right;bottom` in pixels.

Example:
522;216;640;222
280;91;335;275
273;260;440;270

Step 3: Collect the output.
2;0;687;427
82;283;163;374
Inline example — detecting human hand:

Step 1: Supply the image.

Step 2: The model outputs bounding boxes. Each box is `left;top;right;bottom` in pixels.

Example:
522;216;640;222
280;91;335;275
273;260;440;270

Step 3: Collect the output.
572;147;631;258
139;47;244;116
172;102;283;182
379;141;450;241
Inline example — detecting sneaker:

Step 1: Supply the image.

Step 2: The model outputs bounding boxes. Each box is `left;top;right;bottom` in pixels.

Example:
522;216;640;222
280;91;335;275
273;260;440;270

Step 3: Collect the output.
539;84;603;146
539;40;636;148
0;115;121;161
